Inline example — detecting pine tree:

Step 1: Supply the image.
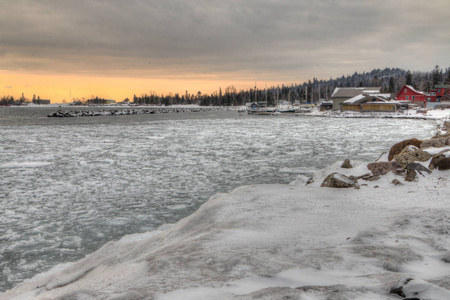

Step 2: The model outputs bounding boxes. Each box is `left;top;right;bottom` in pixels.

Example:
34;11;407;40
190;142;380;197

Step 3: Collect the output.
405;70;413;85
432;65;442;87
444;70;450;84
388;77;396;93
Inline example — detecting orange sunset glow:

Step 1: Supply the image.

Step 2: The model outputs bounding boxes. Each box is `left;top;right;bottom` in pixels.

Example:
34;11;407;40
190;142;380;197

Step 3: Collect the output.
1;71;292;103
1;1;449;104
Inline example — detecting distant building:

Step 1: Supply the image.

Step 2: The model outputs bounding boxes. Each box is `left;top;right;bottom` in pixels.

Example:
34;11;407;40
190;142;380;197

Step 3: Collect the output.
86;98;116;106
395;85;429;106
341;94;397;113
319;102;333;111
394;85;448;108
330;87;381;110
32;99;51;105
435;84;450;102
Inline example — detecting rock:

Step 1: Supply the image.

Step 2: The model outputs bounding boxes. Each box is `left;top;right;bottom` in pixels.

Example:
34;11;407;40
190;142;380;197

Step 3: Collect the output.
429;156;450;170
393;146;433;168
340;159;352;169
391;179;403;185
405;162;432;174
434;149;450;157
289;175;310;186
367;161;403;176
354;173;371;180
321;173;359;189
391;276;450;299
388;138;422;161
405;168;416;182
362;174;380;181
421;137;447;148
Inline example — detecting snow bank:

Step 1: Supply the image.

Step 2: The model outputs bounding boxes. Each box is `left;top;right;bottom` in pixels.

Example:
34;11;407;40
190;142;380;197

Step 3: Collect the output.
3;140;450;299
311;107;450;120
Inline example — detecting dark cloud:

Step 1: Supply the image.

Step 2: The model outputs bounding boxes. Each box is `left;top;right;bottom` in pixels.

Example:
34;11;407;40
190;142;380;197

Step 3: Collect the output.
1;0;449;80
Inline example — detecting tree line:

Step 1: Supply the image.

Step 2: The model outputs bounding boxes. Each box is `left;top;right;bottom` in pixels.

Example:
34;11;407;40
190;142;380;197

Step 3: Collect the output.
2;66;449;106
133;66;450;106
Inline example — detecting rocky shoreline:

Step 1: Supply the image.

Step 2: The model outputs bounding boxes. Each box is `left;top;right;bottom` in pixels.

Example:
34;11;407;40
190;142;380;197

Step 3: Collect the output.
47;106;232;117
313;121;450;190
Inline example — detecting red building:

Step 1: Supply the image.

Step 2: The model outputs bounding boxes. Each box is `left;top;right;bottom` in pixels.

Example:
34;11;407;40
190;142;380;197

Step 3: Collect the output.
395;85;434;107
435;85;450;102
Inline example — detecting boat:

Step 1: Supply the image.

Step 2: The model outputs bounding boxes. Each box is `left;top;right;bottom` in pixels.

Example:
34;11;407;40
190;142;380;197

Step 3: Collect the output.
276;100;296;113
294;104;314;114
248;102;277;115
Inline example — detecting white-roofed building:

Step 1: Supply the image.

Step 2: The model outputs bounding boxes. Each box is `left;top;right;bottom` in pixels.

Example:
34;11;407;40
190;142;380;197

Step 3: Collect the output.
330;87;381;110
341;94;397;112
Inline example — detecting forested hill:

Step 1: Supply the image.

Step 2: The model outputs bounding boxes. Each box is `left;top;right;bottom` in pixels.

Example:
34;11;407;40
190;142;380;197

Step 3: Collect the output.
301;66;450;99
132;66;450;106
3;66;449;107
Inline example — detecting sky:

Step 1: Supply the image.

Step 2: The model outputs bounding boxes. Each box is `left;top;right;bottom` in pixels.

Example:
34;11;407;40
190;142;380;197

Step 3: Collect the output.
1;0;449;102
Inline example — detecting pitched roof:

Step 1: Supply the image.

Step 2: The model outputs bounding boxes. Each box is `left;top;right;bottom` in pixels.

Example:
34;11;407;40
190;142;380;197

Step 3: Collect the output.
343;94;391;104
404;85;426;95
331;87;381;98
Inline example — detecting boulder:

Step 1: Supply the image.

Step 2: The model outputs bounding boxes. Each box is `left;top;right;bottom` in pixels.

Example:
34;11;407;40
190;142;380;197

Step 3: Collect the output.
391;276;450;299
391;179;403;185
362;174;380;182
420;138;447;148
429;156;450;171
405;168;417;182
367;161;403;176
340;159;353;169
321;172;359;189
388;138;422;161
405;162;432;174
393;146;433;168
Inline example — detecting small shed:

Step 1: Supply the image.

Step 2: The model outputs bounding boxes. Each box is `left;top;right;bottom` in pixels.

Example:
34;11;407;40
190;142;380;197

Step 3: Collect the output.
319;102;333;111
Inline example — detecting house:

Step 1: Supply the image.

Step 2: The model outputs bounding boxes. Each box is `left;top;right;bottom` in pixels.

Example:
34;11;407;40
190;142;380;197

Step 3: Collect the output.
435;84;450;102
341;94;397;113
395;85;433;107
331;87;381;110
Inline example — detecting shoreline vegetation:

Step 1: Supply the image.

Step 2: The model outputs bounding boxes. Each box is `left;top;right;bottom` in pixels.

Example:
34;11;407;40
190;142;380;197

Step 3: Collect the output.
2;67;449;107
3;120;450;299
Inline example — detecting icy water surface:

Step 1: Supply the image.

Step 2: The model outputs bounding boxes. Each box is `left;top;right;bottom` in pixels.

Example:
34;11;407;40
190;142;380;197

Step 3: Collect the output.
0;107;437;291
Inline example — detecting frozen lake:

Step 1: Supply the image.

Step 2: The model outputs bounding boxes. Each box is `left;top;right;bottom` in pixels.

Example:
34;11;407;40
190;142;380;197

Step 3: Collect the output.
0;107;438;292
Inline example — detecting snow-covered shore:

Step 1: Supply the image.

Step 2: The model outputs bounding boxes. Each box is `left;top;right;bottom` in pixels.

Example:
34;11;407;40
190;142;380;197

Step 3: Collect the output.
2;126;450;300
308;107;450;121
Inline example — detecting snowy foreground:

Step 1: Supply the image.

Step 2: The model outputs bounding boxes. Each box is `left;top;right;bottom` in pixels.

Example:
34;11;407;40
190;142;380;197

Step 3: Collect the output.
3;139;450;299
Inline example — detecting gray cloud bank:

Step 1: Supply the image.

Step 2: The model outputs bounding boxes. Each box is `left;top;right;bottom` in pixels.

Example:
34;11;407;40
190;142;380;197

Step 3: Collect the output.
1;0;449;81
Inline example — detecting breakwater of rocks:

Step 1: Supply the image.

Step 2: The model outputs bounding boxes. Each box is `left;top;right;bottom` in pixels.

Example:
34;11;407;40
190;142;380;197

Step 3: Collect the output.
48;107;231;117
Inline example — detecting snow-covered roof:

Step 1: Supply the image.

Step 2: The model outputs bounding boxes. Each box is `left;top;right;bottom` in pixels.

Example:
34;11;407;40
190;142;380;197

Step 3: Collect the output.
343;93;391;104
343;94;366;104
331;87;381;98
405;85;426;95
362;90;380;94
